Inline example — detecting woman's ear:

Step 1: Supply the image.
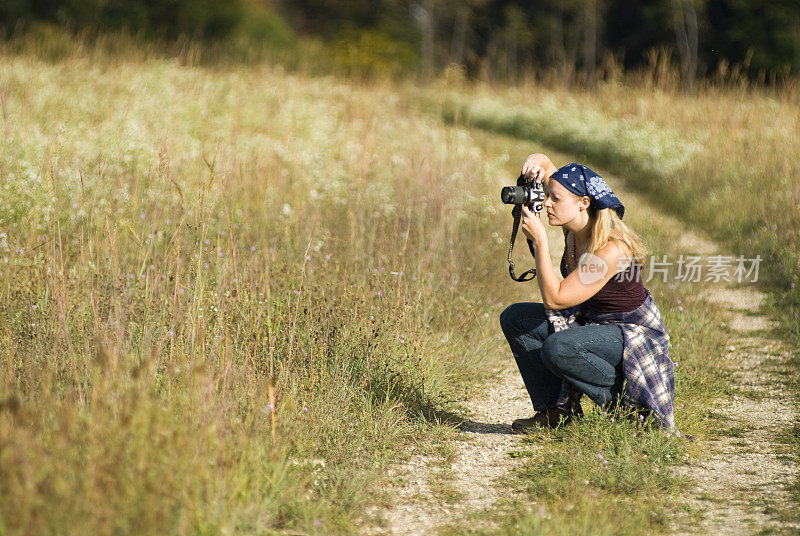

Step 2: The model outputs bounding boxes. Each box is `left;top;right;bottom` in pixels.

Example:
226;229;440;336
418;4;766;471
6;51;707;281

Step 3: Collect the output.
579;196;591;210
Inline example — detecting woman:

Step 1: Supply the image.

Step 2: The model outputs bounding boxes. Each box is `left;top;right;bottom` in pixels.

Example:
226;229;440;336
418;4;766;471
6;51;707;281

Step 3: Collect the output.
499;153;675;433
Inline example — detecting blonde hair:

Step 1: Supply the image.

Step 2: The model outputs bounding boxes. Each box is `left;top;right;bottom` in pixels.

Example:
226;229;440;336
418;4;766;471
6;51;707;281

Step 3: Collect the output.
587;207;647;266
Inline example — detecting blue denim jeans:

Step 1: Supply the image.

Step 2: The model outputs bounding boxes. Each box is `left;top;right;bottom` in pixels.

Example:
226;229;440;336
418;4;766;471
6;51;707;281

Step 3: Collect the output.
499;302;624;411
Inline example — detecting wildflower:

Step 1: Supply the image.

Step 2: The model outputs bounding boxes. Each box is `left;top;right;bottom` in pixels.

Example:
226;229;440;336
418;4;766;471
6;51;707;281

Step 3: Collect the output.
677;305;683;312
303;406;309;413
314;520;323;528
596;453;604;461
31;304;38;310
250;246;256;252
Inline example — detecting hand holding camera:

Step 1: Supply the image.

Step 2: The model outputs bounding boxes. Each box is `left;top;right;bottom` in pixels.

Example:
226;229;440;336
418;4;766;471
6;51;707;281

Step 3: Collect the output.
500;170;548;282
500;172;546;214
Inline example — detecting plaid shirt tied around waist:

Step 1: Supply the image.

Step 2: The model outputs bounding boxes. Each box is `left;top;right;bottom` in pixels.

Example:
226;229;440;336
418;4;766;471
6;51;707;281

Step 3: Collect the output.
547;290;676;430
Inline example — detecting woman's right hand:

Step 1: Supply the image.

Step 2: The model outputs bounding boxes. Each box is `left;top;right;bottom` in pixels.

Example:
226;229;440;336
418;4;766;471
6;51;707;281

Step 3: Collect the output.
521;153;556;181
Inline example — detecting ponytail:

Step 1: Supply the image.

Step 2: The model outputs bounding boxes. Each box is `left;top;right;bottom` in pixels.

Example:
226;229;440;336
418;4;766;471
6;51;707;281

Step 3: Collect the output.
587;208;647;266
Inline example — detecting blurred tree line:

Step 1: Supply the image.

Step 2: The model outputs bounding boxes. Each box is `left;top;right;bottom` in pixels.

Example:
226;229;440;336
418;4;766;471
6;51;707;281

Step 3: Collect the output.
2;0;799;83
277;0;800;84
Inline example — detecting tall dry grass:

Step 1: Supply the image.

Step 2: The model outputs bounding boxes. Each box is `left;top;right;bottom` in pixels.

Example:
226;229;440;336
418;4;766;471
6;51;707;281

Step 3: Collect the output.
0;54;516;534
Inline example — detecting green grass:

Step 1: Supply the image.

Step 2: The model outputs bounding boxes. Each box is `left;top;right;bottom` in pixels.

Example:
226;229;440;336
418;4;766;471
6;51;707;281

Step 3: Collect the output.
719;424;753;438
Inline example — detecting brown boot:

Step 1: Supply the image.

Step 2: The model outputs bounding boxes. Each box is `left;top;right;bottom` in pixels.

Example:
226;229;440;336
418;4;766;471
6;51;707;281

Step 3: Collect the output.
511;407;572;433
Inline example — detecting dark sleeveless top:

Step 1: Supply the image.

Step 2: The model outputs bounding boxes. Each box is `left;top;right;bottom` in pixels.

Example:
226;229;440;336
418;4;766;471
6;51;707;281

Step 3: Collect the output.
560;240;647;314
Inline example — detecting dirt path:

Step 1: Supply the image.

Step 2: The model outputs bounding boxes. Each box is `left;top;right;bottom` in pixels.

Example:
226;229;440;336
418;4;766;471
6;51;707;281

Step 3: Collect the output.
360;364;534;535
671;286;800;535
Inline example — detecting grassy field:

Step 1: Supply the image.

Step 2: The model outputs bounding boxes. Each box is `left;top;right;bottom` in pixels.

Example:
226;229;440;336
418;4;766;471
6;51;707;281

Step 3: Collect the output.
0;53;517;534
0;41;796;535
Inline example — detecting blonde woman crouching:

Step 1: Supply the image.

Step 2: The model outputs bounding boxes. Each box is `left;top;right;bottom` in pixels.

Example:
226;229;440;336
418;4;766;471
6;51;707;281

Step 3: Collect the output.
499;153;676;433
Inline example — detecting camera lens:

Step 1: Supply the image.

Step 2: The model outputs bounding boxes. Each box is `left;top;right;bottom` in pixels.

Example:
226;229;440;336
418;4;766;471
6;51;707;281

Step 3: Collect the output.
501;186;527;205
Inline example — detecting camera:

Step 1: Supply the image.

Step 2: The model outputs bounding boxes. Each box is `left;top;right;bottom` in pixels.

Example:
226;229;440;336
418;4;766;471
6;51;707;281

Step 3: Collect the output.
501;173;545;282
500;174;545;213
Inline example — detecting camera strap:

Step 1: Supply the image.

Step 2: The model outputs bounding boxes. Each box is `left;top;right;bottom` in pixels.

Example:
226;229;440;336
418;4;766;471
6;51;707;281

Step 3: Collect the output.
507;187;538;282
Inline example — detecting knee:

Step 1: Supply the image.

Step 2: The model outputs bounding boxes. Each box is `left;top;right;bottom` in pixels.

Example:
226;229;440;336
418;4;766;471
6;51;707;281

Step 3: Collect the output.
499;302;545;334
499;303;522;335
541;335;559;369
541;334;574;374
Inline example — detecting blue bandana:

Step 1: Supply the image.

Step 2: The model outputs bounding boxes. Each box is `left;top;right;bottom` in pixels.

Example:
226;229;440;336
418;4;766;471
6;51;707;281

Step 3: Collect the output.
551;163;625;219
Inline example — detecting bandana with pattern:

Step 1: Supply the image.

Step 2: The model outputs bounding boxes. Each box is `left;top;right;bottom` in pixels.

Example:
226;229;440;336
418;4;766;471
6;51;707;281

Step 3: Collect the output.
551;163;625;219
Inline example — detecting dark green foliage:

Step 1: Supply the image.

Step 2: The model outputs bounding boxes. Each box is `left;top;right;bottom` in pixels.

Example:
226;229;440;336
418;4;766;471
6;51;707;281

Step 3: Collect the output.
276;0;800;80
706;0;800;77
3;0;800;79
3;0;254;41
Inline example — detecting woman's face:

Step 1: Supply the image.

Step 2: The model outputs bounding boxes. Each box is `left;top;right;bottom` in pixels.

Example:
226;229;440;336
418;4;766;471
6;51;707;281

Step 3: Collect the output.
543;179;588;226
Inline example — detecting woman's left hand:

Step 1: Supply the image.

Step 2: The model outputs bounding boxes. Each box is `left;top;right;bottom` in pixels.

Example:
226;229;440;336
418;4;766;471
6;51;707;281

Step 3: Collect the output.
520;205;547;245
